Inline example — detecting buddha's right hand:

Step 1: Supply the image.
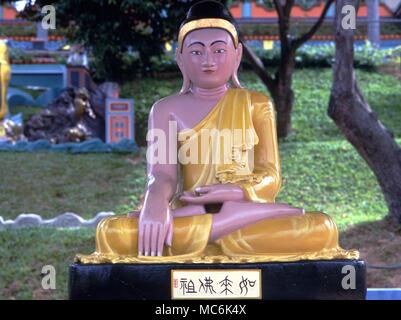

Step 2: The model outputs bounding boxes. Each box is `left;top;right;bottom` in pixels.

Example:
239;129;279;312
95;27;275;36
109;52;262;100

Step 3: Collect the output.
138;199;173;257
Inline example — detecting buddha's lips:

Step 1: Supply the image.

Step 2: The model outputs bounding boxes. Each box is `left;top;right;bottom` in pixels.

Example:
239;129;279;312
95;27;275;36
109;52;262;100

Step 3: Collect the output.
202;69;216;74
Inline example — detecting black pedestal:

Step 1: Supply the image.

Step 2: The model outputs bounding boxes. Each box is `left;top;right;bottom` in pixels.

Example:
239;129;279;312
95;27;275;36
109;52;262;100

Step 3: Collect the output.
69;259;366;300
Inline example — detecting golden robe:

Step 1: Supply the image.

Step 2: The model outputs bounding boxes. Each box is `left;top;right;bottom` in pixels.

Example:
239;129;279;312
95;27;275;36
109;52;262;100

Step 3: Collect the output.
76;88;358;264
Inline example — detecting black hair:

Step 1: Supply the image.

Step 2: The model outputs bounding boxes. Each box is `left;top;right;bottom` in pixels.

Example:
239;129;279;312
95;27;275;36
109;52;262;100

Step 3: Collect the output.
180;0;240;37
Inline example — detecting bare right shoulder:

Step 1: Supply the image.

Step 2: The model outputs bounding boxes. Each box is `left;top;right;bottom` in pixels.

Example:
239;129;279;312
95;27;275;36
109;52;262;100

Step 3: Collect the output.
150;94;187;117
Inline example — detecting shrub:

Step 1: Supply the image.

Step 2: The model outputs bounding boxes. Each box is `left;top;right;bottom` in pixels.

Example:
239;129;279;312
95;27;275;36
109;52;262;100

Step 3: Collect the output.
246;41;399;70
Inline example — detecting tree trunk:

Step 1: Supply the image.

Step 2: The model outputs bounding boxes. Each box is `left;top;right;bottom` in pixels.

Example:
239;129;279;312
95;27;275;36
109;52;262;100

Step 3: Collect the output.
273;84;294;138
329;0;401;223
273;56;295;138
367;0;380;47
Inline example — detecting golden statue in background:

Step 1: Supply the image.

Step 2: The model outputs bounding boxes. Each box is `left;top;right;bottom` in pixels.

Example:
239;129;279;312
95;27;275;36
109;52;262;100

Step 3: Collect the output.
0;40;11;141
0;41;11;121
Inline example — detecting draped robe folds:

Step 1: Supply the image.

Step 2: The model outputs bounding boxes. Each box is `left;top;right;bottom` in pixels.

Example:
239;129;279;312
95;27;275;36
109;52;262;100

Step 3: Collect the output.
76;88;359;264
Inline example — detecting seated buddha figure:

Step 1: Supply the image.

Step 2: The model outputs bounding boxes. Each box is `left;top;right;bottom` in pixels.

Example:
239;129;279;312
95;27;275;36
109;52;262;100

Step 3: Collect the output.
77;0;358;264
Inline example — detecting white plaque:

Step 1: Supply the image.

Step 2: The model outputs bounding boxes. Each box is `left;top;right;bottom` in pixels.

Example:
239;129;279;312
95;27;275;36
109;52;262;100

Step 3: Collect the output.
171;269;262;299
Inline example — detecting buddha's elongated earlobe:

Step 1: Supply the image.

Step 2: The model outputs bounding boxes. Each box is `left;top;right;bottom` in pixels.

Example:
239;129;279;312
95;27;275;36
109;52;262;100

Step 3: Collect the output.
232;43;243;88
180;71;191;94
232;70;242;88
176;49;191;94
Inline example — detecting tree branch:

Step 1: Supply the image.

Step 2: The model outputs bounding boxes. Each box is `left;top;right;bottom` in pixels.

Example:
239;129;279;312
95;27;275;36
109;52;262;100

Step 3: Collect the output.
272;0;284;21
292;0;334;50
283;0;295;17
241;38;276;93
226;7;276;93
273;0;293;50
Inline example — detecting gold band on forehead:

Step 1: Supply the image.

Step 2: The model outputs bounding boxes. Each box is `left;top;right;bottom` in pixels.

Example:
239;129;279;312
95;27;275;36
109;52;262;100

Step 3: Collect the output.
178;18;238;52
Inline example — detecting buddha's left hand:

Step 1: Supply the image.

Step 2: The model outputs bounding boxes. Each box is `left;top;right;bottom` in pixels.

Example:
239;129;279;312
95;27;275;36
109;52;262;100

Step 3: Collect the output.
179;184;244;204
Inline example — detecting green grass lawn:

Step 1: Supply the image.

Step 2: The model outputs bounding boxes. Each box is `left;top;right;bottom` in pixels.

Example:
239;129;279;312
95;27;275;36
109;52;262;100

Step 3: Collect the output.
0;228;94;300
0;153;146;219
1;68;400;299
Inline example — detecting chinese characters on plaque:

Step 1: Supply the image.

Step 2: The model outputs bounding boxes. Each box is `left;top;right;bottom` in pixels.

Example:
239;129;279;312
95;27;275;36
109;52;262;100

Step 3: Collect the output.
105;98;135;144
171;270;261;299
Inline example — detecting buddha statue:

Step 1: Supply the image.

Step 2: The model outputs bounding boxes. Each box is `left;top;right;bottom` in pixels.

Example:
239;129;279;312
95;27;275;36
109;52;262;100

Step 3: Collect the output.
76;0;358;264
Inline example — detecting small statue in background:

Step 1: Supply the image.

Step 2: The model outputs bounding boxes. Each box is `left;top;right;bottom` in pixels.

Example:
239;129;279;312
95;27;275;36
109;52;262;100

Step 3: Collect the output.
24;87;97;143
74;88;96;120
0;41;26;144
64;87;97;142
24;82;117;143
0;41;10;121
67;44;89;68
3;114;26;143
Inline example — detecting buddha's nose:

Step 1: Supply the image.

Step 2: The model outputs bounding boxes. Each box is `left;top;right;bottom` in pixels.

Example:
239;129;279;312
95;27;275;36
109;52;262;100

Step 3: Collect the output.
202;50;216;68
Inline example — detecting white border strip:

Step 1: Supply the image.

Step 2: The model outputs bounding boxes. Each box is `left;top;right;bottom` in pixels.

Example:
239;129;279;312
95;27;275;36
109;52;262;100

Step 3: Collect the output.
0;212;115;229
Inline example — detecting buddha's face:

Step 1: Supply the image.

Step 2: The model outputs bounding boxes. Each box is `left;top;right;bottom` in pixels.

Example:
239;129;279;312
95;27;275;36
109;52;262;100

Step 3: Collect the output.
177;28;242;89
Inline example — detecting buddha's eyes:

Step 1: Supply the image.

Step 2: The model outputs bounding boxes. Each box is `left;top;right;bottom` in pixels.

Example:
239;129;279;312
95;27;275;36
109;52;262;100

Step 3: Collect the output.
214;48;226;54
189;48;226;55
190;50;202;56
